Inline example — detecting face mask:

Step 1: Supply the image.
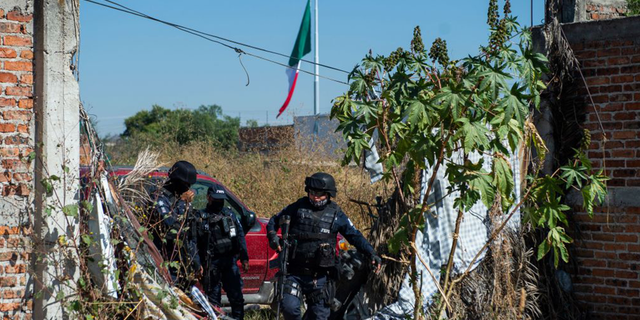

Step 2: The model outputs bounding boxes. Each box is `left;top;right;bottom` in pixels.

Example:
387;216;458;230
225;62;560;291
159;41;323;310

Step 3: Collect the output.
309;197;328;208
207;200;224;212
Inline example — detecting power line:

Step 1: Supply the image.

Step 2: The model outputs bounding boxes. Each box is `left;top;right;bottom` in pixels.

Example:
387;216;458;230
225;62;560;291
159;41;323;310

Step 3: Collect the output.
83;0;350;84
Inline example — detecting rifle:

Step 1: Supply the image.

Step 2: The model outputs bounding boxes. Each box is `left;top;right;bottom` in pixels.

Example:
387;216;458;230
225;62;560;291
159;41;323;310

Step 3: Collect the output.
269;215;291;320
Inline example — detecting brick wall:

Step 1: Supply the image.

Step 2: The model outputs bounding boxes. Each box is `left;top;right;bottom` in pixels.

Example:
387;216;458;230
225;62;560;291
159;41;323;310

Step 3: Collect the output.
0;4;33;319
585;1;628;20
546;17;640;319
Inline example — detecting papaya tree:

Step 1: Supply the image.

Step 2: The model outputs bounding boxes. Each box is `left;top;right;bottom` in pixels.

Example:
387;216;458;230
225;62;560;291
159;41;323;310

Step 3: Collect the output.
331;0;607;318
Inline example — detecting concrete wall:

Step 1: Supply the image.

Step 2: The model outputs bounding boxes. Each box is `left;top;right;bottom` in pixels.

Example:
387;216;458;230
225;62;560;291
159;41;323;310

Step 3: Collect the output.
535;16;640;319
0;1;34;318
0;0;81;318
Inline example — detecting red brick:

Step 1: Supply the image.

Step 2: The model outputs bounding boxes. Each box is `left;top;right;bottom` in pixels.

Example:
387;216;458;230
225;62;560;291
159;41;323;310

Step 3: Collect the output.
617;234;639;242
612;75;635;84
583;258;607;267
601;85;623;93
629;244;640;252
599;48;621;57
0;277;16;287
621;65;640;74
0;48;17;58
13;173;31;182
0;73;17;84
0;124;16;133
591;95;609;103
610;94;633;102
0;302;20;312
0;9;4;19
583;59;607;67
0;148;19;157
0;172;10;183
19;50;33;60
1;159;29;171
616;270;639;279
587;77;610;86
598;67;621;75
7;10;32;22
3;61;32;72
594;286;616;294
607;57;630;65
626;103;640;110
3;35;31;46
5;86;31;97
18;99;32;109
620;253;640;261
18;74;31;85
611;131;637;139
0;22;21;34
592;233;616;242
3;111;31;121
4;136;28;145
0;98;15;107
594;251;617;259
612;149;634;158
604;243;626;251
577;50;597;59
3;265;24;274
17;124;28;133
606;278;629;287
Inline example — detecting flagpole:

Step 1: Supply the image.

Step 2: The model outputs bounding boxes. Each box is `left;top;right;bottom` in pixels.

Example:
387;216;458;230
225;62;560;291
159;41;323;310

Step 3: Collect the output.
314;0;320;115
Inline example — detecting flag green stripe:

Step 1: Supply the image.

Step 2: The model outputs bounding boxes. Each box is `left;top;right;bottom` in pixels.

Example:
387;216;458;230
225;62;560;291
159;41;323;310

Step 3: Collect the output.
288;0;312;67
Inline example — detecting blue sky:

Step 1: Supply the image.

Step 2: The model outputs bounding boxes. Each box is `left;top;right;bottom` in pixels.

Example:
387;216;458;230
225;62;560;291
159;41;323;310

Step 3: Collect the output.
79;0;545;135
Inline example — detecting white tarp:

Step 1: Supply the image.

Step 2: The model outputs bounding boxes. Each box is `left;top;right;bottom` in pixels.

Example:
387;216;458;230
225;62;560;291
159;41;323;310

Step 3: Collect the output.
371;149;522;318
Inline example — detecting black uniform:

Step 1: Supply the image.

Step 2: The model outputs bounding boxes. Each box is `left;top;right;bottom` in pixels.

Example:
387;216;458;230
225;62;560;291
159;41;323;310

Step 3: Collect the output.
191;206;249;320
267;197;376;320
153;188;199;283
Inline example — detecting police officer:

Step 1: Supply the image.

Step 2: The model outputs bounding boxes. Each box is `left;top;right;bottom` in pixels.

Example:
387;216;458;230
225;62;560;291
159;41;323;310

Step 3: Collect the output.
190;185;249;320
267;172;382;320
152;160;198;284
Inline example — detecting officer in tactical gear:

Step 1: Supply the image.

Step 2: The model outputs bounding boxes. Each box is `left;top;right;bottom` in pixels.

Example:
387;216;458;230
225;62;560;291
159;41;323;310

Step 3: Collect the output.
190;184;249;320
152;160;199;283
267;172;382;320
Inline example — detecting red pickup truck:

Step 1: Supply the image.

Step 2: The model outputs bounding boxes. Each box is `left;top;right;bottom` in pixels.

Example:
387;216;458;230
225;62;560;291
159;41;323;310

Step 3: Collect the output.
110;166;279;306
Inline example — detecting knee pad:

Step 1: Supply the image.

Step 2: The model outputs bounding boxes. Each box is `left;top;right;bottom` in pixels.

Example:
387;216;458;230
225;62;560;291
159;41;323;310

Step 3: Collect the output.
283;278;302;299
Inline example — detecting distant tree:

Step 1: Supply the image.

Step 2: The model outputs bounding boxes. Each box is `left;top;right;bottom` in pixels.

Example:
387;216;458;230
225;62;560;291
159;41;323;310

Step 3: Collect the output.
245;119;259;128
121;104;240;149
122;105;171;137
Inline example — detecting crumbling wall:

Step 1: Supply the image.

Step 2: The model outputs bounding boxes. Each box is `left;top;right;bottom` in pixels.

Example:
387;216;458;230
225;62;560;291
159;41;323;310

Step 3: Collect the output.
535;16;640;318
0;1;34;318
561;0;628;22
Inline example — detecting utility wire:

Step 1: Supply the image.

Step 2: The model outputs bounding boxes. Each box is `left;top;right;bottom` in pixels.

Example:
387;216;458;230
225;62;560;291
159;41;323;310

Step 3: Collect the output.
83;0;350;82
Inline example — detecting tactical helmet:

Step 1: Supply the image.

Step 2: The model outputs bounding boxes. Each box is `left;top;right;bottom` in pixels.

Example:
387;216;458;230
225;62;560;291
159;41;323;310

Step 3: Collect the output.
168;161;197;186
304;172;337;197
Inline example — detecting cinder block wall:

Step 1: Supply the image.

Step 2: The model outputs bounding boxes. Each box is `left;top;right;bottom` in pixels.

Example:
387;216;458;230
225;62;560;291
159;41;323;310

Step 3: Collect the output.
0;4;34;319
541;17;640;318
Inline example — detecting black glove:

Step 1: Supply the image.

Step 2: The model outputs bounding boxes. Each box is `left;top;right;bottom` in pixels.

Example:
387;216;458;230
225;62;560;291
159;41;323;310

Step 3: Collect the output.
371;254;382;268
268;232;281;250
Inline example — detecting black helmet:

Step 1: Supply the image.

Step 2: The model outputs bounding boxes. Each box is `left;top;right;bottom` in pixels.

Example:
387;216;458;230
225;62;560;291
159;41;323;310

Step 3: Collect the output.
168;161;197;186
304;172;337;197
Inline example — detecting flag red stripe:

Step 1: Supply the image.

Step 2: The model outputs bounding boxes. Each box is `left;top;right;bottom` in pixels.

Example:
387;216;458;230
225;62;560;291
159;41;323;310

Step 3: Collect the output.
276;70;300;118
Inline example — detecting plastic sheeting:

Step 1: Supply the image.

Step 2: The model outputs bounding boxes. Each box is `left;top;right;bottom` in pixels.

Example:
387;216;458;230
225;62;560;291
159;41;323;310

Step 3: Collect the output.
371;149;522;319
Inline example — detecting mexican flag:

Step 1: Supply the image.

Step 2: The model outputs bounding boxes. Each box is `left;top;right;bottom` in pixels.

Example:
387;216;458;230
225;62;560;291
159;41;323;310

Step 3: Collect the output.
277;0;312;118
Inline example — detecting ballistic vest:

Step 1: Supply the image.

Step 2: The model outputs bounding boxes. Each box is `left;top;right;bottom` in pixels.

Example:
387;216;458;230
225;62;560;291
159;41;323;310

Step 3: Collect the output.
200;209;239;257
288;200;339;268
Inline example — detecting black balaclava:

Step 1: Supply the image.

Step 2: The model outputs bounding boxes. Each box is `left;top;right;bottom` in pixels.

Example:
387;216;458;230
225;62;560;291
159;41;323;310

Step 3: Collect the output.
207;199;225;213
164;180;190;196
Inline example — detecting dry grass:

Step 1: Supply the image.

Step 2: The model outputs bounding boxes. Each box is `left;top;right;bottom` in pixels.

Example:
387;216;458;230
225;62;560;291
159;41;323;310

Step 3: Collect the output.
109;138;391;230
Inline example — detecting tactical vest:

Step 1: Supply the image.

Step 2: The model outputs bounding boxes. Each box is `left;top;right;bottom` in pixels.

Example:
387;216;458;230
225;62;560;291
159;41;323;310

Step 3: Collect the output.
201;211;238;257
288;201;338;268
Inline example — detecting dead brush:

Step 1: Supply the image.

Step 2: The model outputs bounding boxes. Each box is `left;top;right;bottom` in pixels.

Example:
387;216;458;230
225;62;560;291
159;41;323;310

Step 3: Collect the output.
115;147;164;209
444;229;541;320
